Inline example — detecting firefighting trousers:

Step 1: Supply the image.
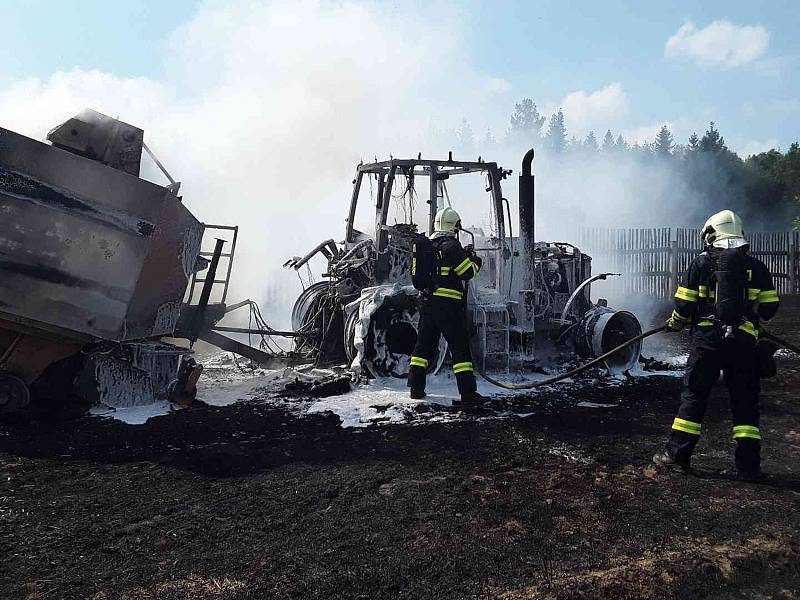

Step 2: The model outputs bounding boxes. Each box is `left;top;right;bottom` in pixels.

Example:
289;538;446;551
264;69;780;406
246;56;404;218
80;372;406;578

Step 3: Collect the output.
407;298;477;397
666;329;761;475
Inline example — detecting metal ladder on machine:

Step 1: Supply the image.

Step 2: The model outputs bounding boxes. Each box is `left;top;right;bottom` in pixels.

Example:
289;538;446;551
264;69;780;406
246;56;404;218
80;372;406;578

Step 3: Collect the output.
472;303;511;374
186;224;238;307
182;224;286;366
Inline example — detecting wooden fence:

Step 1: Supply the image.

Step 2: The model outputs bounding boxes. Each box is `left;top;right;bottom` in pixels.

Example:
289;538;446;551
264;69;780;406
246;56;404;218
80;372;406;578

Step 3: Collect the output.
576;227;800;300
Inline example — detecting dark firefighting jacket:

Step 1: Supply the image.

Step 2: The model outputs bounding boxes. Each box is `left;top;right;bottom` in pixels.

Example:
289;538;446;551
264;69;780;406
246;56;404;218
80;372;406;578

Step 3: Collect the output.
670;251;780;338
430;235;482;301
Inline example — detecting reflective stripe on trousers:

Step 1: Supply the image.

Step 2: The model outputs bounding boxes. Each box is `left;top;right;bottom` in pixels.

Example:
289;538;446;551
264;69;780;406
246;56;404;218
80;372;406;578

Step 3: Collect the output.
733;425;761;440
432;287;463;300
410;356;429;368
672;417;702;436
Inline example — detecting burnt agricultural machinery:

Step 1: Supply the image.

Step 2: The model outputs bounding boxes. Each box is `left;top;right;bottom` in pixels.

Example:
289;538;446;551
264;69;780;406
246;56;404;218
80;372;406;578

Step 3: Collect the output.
287;150;644;381
0;109;285;413
0;108;646;414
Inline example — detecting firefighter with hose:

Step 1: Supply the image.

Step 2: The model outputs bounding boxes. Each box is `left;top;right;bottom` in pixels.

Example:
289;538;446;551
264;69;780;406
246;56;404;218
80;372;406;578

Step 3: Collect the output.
653;210;781;481
408;207;487;412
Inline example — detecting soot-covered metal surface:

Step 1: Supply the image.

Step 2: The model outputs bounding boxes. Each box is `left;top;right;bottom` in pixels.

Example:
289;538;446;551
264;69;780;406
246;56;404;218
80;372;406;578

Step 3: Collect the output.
0;125;203;342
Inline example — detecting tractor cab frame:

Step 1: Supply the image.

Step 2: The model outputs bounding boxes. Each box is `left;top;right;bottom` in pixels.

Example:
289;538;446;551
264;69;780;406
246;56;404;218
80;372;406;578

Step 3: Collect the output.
286;150;643;379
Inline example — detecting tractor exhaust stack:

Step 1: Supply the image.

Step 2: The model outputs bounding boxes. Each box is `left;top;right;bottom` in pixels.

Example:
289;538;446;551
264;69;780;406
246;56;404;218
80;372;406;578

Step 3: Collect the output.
519;148;535;291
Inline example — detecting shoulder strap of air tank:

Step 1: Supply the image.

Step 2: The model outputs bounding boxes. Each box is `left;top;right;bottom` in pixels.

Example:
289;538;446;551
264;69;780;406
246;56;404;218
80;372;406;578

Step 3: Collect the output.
432;236;451;261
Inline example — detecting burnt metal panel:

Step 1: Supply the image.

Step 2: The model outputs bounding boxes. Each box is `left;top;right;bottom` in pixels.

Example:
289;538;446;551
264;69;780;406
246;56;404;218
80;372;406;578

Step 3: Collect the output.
47;109;144;177
0;124;203;342
0;319;81;384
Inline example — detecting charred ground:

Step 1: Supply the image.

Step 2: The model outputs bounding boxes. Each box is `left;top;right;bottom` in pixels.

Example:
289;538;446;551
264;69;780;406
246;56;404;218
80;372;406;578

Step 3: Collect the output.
1;300;799;600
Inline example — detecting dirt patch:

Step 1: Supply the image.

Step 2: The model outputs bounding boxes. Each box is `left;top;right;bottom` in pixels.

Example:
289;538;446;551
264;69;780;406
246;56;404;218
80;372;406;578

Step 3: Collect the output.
1;299;799;599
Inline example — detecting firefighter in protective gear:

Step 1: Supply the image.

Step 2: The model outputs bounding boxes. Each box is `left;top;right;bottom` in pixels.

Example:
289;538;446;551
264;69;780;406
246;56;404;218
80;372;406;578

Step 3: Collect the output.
408;207;486;410
654;210;780;481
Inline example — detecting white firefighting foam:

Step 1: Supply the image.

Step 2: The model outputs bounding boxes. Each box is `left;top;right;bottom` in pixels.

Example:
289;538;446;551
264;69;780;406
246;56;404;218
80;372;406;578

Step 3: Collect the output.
89;351;682;427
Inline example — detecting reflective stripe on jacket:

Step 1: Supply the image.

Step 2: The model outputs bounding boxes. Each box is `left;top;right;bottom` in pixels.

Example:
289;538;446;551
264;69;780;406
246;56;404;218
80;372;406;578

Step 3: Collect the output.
431;235;482;301
671;251;780;337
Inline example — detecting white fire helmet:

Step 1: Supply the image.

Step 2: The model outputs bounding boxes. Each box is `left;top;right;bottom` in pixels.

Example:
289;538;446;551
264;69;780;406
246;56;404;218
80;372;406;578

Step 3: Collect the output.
434;207;462;234
702;210;748;249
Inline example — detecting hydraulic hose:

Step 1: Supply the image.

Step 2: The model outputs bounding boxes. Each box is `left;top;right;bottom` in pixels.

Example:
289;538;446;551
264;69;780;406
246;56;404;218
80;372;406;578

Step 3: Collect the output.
477;326;667;390
762;331;800;356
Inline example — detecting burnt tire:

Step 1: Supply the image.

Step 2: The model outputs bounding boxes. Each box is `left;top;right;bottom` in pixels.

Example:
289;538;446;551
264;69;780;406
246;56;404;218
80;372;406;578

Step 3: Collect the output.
345;292;447;378
343;308;361;365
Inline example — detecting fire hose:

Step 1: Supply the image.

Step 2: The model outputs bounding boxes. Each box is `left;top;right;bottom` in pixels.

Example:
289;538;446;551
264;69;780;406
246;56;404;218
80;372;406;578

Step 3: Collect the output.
476;327;800;391
477;326;668;390
762;332;800;357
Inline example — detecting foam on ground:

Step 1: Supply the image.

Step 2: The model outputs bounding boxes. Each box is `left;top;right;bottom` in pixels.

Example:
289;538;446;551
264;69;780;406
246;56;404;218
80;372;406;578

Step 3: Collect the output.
89;351;685;426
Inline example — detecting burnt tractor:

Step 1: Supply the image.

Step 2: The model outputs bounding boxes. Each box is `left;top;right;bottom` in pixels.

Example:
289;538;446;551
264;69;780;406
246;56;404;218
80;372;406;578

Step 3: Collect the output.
286;150;643;380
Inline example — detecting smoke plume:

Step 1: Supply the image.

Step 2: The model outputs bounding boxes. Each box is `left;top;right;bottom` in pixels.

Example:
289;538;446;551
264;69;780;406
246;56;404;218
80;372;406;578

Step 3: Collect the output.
0;1;786;331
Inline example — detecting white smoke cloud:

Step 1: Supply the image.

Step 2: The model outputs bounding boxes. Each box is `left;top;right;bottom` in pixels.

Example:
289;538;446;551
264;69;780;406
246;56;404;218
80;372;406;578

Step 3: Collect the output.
623;121;675;146
0;69;167;140
736;138;779;157
486;77;512;94
0;1;783;333
665;20;769;68
0;0;506;324
556;83;628;137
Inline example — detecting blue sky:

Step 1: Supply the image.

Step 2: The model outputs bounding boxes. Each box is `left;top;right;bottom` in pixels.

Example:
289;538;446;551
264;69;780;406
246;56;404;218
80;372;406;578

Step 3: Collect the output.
1;0;798;154
466;0;799;150
0;0;193;84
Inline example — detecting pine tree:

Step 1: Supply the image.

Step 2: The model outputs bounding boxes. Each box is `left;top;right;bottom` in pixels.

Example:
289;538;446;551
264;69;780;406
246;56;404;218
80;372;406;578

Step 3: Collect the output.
699;122;726;154
631;141;654;156
455;118;475;156
778;142;800;227
567;135;579;153
687;132;700;152
782;143;800;199
483;127;496;147
602;130;615;152
653;125;675;155
508;98;546;143
745;142;800;228
615;134;628;152
545;109;567;155
584;131;599;153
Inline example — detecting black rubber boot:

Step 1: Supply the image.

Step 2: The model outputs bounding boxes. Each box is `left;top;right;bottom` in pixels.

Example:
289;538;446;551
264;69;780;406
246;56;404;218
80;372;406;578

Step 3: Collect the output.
737;469;766;483
652;450;692;474
454;391;488;413
409;389;427;400
735;438;761;480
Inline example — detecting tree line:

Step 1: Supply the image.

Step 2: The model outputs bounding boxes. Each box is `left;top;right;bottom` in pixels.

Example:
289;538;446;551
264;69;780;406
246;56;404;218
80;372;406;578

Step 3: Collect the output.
455;99;800;230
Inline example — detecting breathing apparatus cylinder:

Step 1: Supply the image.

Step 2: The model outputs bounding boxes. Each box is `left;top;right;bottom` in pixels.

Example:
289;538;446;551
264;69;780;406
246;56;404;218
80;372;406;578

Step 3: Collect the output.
713;247;747;339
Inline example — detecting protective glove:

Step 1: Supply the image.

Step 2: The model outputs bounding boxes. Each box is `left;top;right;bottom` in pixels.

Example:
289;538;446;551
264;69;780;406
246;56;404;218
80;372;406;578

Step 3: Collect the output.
756;338;779;378
666;311;689;332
